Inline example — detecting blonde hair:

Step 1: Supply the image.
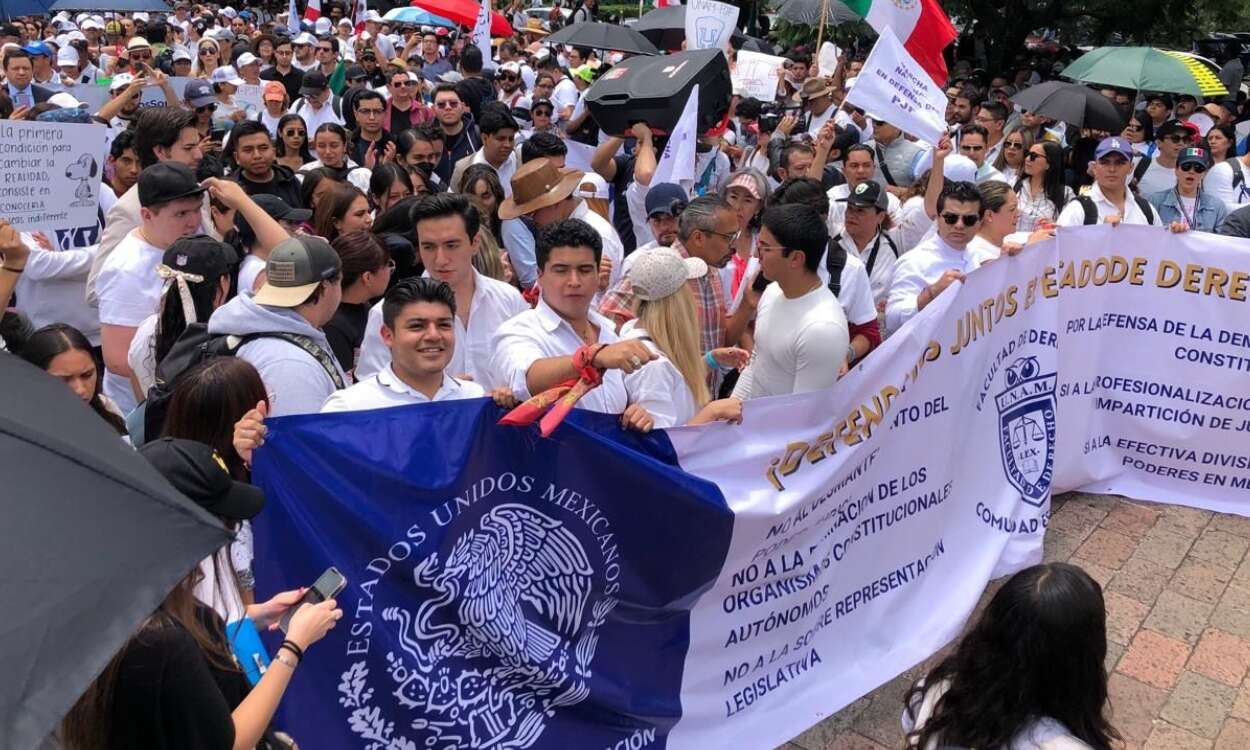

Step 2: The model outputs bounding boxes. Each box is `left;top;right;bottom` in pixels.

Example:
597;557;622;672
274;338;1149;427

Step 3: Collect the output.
636;286;711;407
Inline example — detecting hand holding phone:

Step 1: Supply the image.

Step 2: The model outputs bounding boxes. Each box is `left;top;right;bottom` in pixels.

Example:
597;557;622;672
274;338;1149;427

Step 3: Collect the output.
278;567;347;633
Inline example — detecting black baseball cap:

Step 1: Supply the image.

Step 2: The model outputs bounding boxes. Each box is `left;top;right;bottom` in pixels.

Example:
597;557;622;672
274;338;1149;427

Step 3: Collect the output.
162;234;238;277
344;64;367;82
254;235;341;307
645;182;689;218
253;193;313;224
839;180;889;211
139;438;265;522
300;70;329;95
138;162;206;209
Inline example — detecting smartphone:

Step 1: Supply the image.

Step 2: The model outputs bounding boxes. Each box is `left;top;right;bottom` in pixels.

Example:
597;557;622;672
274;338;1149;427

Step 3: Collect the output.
278;566;347;633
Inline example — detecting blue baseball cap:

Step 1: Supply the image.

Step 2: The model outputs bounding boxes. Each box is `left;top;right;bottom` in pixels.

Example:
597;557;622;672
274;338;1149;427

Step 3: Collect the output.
1094;136;1133;160
645;183;689;218
183;78;216;108
23;41;52;58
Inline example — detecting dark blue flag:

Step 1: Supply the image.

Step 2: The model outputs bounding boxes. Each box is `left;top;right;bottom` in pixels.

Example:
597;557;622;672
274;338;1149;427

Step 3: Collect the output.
252;399;734;750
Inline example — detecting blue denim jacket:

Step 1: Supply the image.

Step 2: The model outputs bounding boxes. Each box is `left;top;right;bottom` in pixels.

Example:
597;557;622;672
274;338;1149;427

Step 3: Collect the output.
1148;189;1229;232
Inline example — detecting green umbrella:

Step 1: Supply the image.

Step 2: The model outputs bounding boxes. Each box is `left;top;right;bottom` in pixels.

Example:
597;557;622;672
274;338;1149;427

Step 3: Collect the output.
1061;47;1228;98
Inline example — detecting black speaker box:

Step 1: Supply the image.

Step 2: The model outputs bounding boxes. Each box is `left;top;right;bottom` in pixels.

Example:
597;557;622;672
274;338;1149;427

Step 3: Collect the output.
585;48;732;137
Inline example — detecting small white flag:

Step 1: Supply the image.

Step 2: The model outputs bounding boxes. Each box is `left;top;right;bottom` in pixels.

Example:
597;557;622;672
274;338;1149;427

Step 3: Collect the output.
470;0;494;69
287;0;301;35
844;27;948;146
651;84;699;189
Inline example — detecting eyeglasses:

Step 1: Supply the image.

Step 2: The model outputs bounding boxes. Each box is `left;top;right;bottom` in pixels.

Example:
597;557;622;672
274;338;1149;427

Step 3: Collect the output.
283;129;306;137
1025;151;1045;161
357;107;384;116
434;100;459;109
1179;163;1208;173
940;212;979;227
701;227;741;243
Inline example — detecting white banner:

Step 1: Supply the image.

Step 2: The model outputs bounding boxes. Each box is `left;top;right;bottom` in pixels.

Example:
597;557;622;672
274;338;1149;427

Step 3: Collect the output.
731;50;786;102
845;26;947;145
685;0;738;52
470;0;493;70
651;84;698;188
0;120;106;234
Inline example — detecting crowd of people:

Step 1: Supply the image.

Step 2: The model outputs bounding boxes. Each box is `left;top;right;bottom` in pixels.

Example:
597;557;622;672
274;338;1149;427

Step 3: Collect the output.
1;3;1240;749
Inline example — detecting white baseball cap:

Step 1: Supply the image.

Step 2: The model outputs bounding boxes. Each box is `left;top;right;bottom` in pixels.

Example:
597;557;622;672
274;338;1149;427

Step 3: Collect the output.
171;46;193;63
133;12;149;22
337;18;353;27
574;172;610;201
365;10;382;22
56;47;78;67
315;17;332;35
911;150;978;184
210;65;245;86
108;72;135;92
236;52;260;68
48;91;86;109
220;6;238;18
629;249;707;302
294;32;316;46
80;18;103;31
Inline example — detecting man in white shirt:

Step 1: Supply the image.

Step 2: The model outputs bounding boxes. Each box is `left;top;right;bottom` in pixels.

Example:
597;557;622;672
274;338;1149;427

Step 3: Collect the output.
1203;148;1250;210
499;158;624;298
538;55;578;124
1132;120;1187;196
831;180;898;308
449;106;520;194
1057;137;1160;227
886;181;993;335
827;144;903;237
292;32;318;71
800;77;838;136
291;71;344;134
974;101;1009;167
357;194;529;384
958;124;1008;185
97;163;207;413
490;218;655;429
323;278;486;412
733;203;849;400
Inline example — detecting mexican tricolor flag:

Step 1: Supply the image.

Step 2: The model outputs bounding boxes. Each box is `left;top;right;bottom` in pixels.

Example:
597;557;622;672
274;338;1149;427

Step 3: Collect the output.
843;0;958;85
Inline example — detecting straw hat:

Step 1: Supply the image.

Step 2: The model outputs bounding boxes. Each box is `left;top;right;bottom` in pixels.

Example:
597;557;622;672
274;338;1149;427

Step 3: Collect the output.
498;158;585;221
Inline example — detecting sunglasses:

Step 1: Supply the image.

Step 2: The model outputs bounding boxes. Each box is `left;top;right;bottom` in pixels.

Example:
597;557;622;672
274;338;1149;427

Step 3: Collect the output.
1004;141;1024;150
498;73;518;81
531;108;552;116
1161;134;1187;143
283;129;306;137
940;212;979;227
318;47;333;53
196;103;216;113
434;100;459;109
199;48;216;55
1025;151;1045;161
130;50;151;60
1179;163;1207;173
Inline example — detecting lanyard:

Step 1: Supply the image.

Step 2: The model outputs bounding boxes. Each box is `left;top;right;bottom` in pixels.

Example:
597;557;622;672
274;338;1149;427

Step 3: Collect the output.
1174;190;1197;227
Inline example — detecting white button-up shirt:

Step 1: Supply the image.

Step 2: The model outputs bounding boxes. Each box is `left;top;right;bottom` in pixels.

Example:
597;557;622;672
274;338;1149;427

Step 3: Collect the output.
320;366;484;413
571;200;624;306
830;231;897;307
1056;183;1159;227
355;270;529;387
885;235;993;335
490;296;629;413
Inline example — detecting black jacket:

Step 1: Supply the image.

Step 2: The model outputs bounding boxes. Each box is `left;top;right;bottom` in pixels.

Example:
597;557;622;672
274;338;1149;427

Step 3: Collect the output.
232;163;304;209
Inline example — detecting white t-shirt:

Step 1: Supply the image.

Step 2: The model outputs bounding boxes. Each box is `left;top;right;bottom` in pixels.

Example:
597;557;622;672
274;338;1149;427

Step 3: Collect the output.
551;77;579;121
97;231;166;412
1203;158;1250;210
731;281;849;400
620;323;699;429
238;254;265;296
814;249;879;326
320;367;485;413
1133;155;1177;196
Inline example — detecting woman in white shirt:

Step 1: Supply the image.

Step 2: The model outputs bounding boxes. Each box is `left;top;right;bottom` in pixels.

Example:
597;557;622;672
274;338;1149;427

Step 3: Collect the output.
903;562;1119;750
621;251;748;429
1014;140;1073;233
992;127;1032;186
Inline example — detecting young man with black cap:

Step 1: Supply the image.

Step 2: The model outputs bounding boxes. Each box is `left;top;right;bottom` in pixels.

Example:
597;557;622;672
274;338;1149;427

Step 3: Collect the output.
1133;119;1190;195
291;70;344;136
208;235;348;417
229;120;304;209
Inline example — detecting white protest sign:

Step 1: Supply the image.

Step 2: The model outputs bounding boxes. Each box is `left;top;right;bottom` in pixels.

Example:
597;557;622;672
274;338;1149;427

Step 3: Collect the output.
652;84;699;188
0;120;106;234
563;138;597;174
685;0;739;52
45;81;112;113
818;41;842;77
845;27;947;145
470;0;494;70
139;76;193;108
732;50;786;101
235;83;265;111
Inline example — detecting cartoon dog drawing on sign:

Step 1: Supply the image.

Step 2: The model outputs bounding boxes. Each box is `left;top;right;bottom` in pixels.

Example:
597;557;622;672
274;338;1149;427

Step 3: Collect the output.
65;154;99;207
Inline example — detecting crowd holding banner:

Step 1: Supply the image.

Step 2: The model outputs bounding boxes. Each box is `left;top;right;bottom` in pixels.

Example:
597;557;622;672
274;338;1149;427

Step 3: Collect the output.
5;1;1250;749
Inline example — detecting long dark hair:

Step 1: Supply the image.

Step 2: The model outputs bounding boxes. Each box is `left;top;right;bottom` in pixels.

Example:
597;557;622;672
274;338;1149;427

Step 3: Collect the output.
152;267;228;368
314;182;366;242
904;563;1118;750
299;165;343;211
460;163;505;241
275;113;312;163
59;567;237;749
368;162;414;212
1015;140;1068;213
161;357;267;481
21;324;127;435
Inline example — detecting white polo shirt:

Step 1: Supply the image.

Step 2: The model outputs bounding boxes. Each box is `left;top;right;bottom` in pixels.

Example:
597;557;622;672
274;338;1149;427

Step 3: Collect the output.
884;235;993;335
1055;183;1159;227
355;270;529;386
320;367;484;413
489;296;629;414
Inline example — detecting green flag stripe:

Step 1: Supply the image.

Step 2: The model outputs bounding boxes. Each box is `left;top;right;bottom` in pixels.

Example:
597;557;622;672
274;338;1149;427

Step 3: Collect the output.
842;0;872;18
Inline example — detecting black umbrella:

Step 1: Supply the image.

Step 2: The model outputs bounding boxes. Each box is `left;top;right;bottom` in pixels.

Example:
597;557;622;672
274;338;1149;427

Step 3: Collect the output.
735;36;778;56
1010;81;1127;131
546;21;659;56
633;5;747;52
0;354;230;750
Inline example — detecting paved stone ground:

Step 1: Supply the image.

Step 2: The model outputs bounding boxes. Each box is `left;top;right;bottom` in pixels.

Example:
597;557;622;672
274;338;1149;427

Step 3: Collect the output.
773;491;1250;750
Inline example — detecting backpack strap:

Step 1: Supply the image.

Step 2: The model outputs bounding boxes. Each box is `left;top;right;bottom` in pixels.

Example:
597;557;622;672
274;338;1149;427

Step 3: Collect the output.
1132;194;1155;226
864;231;897;275
825;237;846;297
875;143;897;186
1130;155;1151;192
1233;161;1247;202
1077;195;1098;225
234;332;346;390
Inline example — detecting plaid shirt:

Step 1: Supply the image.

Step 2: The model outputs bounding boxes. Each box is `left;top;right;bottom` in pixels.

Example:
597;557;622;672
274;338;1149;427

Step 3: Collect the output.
599;241;727;357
